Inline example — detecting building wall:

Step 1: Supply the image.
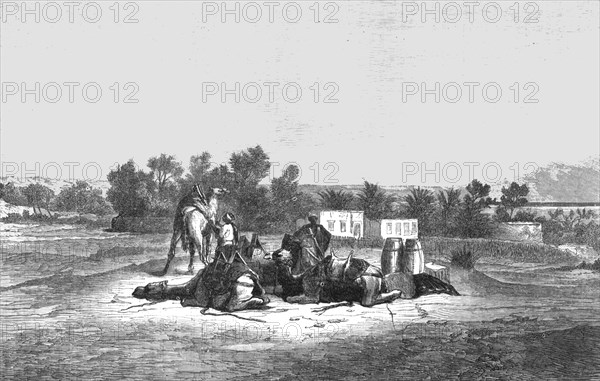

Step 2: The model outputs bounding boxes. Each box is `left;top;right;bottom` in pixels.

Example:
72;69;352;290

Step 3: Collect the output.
319;210;364;238
364;219;381;238
380;219;419;239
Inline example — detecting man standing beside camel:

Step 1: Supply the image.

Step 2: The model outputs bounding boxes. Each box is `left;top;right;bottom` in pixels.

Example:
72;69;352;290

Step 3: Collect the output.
212;212;239;263
161;185;226;275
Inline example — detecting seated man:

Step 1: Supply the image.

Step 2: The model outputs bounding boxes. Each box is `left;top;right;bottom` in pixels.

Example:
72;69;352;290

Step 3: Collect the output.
272;213;333;304
292;213;332;277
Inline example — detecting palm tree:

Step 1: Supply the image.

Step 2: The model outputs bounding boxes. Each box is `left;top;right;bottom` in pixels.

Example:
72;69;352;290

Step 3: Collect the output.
576;208;596;223
405;187;434;214
404;187;435;234
357;181;394;220
318;189;355;210
437;188;461;211
564;210;578;230
436;188;462;235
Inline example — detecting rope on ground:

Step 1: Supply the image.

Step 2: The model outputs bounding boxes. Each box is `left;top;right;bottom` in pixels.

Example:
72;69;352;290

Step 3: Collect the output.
200;307;267;323
386;303;396;331
120;301;161;312
311;301;353;315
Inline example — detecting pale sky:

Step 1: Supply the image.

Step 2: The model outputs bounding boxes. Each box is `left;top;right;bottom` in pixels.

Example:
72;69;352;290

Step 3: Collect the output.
1;1;598;186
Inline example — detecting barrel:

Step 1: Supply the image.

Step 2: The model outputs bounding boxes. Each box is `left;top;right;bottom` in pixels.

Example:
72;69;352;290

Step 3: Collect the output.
381;238;404;275
404;239;425;274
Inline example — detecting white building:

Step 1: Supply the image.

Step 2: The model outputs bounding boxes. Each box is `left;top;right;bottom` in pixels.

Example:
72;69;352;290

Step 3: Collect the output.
319;210;364;238
380;219;419;239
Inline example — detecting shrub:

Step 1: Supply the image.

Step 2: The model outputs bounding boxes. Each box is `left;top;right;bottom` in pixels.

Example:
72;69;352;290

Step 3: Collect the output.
455;180;494;238
56;181;114;215
512;210;537;222
449;245;478;270
107;160;155;217
2;213;26;223
538;209;600;252
576;259;600;271
1;183;28;206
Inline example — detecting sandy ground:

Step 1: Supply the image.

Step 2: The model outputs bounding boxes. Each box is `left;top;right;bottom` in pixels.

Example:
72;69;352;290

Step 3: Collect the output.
1;223;599;380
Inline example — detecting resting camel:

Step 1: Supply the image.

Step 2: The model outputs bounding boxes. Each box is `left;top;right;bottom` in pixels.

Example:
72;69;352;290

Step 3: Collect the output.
161;187;227;275
268;233;459;307
134;255;270;312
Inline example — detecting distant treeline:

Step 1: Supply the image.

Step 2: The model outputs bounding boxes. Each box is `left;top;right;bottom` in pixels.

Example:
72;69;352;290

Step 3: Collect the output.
0;181;113;216
1;145;598;251
520;202;600;207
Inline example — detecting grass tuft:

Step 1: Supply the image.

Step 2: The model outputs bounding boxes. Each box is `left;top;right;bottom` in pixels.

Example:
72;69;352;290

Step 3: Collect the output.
450;246;478;270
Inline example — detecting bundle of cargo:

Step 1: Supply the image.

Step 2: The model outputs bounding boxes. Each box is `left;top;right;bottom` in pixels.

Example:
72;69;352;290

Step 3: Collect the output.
380;237;458;297
424;262;450;284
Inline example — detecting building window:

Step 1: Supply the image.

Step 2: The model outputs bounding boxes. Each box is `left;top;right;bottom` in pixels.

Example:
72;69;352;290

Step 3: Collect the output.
386;223;392;234
328;221;335;231
340;221;347;233
411;222;418;235
404;222;410;235
395;223;401;235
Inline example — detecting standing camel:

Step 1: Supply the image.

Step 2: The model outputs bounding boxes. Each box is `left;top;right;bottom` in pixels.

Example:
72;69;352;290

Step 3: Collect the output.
161;187;227;275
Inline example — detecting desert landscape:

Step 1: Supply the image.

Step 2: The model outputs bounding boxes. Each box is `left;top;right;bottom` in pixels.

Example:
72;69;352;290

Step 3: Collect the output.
1;221;599;380
2;1;599;379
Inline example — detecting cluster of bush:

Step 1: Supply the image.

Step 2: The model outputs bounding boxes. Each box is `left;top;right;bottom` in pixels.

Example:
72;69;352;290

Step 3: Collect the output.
0;181;113;219
535;209;600;252
104;146;312;233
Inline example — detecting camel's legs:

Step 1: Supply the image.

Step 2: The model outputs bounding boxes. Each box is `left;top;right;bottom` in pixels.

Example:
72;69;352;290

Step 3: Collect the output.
188;244;196;274
202;234;212;264
187;222;206;272
225;275;267;312
360;276;402;307
162;228;182;275
374;290;403;305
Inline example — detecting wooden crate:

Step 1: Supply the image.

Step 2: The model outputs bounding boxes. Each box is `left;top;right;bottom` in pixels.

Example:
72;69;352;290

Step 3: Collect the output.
424;262;450;284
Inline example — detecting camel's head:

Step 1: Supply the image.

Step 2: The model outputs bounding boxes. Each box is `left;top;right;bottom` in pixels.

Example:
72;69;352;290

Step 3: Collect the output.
132;281;167;300
201;187;229;201
206;188;230;200
195;185;229;198
264;233;299;263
